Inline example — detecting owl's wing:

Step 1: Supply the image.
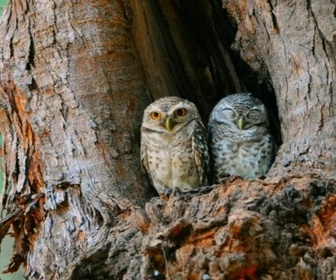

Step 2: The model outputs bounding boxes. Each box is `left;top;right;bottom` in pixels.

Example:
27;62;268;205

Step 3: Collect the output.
192;121;210;185
140;140;150;175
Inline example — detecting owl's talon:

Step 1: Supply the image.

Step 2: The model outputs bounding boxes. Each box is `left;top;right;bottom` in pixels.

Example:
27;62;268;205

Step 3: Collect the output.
171;187;183;198
159;186;173;200
163;186;173;196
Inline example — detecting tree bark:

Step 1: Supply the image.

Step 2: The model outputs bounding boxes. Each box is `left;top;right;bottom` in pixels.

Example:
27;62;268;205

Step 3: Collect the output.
0;0;156;276
0;0;335;279
222;0;336;178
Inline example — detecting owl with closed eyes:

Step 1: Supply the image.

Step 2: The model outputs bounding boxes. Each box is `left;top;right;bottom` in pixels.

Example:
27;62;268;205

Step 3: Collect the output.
141;96;209;194
208;93;274;183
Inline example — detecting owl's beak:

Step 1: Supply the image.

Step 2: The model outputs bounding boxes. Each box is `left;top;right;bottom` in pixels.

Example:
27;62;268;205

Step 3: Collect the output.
237;116;245;129
165;117;176;131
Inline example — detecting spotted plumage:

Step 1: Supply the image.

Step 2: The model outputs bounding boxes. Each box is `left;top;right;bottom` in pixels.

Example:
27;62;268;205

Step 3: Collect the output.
208;93;274;183
141;96;209;194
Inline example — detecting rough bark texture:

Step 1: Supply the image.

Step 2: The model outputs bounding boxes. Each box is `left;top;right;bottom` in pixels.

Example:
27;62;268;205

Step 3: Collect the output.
0;0;156;276
0;0;335;279
221;0;336;178
60;176;336;280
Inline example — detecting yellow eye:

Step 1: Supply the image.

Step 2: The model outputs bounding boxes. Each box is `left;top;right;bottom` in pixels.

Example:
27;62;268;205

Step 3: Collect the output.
150;111;161;120
174;108;187;117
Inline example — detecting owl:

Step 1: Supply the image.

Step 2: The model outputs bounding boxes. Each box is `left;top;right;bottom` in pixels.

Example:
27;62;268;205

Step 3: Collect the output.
140;96;209;194
208;93;274;183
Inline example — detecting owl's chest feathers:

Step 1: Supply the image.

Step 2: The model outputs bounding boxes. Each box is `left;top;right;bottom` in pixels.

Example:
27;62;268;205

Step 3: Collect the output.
226;134;265;153
212;125;270;154
210;127;273;179
144;126;199;190
144;127;195;172
147;130;192;148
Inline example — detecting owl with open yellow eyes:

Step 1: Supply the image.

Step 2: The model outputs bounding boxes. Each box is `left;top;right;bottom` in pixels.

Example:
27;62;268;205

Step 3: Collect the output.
140;96;209;194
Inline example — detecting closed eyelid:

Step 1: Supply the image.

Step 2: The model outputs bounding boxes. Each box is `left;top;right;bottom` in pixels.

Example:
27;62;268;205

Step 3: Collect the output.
221;108;235;113
249;108;261;112
221;108;236;116
247;109;262;117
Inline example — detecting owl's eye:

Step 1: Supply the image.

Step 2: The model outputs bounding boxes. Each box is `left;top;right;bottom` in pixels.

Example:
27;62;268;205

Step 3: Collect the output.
174;108;187;117
247;109;261;118
222;108;235;118
150;111;161;120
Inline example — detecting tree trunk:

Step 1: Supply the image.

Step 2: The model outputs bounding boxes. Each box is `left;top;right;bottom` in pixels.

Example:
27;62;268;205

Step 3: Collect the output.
222;0;336;179
0;0;156;276
0;0;335;279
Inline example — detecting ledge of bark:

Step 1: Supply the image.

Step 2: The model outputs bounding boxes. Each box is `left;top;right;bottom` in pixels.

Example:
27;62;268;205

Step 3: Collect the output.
54;175;336;280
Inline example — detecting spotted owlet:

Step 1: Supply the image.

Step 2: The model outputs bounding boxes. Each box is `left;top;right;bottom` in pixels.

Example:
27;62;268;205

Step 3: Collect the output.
140;96;209;194
208;93;274;183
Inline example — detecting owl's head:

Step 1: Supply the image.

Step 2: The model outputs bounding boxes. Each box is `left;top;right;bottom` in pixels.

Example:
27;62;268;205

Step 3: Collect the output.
209;93;269;130
142;96;201;133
